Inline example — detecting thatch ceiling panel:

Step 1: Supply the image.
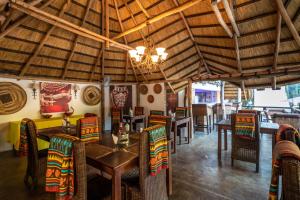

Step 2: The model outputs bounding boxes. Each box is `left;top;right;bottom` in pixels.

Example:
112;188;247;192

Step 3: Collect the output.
0;63;20;74
236;0;275;21
239;29;275;48
32;57;65;68
196;37;234;48
241;57;273;69
191;26;229;37
240;44;273;59
39;46;69;59
203;53;236;67
164;47;196;70
278;52;300;64
26;66;62;77
9;26;44;44
0;38;35;53
165;55;199;75
198;45;235;58
0;50;28;63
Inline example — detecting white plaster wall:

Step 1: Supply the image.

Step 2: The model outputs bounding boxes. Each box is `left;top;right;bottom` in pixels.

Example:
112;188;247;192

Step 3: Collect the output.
139;83;166;116
104;84;137;131
0;78;100;152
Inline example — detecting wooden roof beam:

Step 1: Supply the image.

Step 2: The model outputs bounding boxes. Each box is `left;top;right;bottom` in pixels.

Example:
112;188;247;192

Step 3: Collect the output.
62;0;93;79
275;0;300;48
135;0;150;18
273;11;282;70
211;0;233;38
222;0;240;36
172;0;211;75
19;0;71;77
0;0;54;39
112;0;204;40
10;0;133;51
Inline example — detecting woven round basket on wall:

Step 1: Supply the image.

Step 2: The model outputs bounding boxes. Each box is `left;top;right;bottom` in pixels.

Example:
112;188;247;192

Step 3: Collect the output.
0;82;27;115
83;86;101;105
153;84;162;94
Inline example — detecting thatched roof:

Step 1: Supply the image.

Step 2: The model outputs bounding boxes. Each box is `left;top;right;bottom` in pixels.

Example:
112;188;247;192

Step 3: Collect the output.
0;0;299;91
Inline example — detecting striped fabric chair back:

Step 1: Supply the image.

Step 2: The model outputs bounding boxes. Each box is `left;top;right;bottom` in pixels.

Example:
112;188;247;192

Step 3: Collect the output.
150;110;164;116
175;107;188;118
111;107;122;133
77;117;100;142
134;106;144;116
233;113;257;140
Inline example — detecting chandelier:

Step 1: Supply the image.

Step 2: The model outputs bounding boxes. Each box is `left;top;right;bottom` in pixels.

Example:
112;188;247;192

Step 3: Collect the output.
128;25;168;72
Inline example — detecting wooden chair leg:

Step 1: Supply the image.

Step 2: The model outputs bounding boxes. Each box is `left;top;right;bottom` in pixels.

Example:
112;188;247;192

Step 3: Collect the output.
231;159;234;167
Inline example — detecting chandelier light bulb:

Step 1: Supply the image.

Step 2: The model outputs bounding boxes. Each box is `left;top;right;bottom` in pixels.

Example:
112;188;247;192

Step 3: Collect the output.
151;55;159;63
135;55;141;62
136;46;146;55
161;52;168;60
129;49;137;58
156;47;165;56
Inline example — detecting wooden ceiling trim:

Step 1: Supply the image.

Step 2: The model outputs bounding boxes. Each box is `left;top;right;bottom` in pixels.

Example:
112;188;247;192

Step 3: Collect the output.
19;0;71;77
197;42;235;50
273;11;282;70
239;37;294;50
134;0;150;18
112;0;205;40
172;0;211;74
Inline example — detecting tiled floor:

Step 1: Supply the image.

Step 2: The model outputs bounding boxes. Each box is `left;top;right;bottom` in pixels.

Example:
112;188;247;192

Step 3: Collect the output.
0;130;273;200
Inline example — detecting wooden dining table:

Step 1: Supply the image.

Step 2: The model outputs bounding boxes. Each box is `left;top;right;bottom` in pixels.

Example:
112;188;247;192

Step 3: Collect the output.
38;128;172;200
216;119;279;166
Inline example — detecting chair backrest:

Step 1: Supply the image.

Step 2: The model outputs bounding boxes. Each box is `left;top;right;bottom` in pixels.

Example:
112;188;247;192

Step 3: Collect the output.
135;107;144;116
212;103;222;113
192;104;208;116
272;113;300;131
111;107;122;133
150;110;164;116
175;107;188;118
84;113;97;117
282;157;300;200
139;126;168;200
275;124;300;147
148;115;172;140
77;117;101;142
25;119;39;177
231;113;260;140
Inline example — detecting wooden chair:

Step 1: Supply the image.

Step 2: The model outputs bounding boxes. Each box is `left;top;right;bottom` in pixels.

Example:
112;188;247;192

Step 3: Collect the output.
23;119;48;191
148;115;173;152
175;107;189;144
192;104;211;134
122;126;169;200
238;109;262;122
231;113;260;172
84;113;97;117
76;116;101;142
150;110;164;116
111;107;122;134
44;135;113;200
212;103;223;129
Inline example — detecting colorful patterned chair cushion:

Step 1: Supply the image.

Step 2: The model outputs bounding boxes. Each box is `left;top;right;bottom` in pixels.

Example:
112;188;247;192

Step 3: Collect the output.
78;117;100;142
46;134;79;200
146;125;169;176
150;110;164;116
235;113;256;139
134;107;144;116
275;124;300;147
238;109;259;114
175;107;188;118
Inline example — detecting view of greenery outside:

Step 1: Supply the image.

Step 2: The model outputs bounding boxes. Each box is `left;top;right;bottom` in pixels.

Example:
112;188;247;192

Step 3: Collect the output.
285;83;300;99
285;83;300;108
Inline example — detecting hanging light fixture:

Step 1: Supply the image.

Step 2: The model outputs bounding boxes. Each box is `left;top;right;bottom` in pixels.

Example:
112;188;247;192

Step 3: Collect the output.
128;24;168;73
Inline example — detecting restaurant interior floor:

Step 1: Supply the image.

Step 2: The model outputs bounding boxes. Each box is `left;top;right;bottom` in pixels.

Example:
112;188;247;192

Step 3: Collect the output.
0;130;272;200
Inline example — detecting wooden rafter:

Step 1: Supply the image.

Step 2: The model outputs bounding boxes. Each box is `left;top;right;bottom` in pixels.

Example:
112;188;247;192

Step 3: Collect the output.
113;0;138;82
0;0;54;39
135;0;150;18
62;0;93;79
273;11;282;70
112;0;204;40
101;0;105;80
19;0;71;77
222;0;240;36
211;0;233;38
172;0;211;75
275;0;300;48
10;0;132;51
105;0;109;48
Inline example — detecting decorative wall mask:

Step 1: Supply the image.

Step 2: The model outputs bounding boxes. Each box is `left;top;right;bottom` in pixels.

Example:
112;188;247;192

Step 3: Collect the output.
110;85;133;115
0;82;27;115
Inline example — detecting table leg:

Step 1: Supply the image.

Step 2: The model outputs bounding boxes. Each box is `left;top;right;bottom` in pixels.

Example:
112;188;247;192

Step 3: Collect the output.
224;129;228;151
112;170;121;200
130;119;133;132
187;121;190;144
174;123;177;153
167;142;172;196
218;126;222;166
